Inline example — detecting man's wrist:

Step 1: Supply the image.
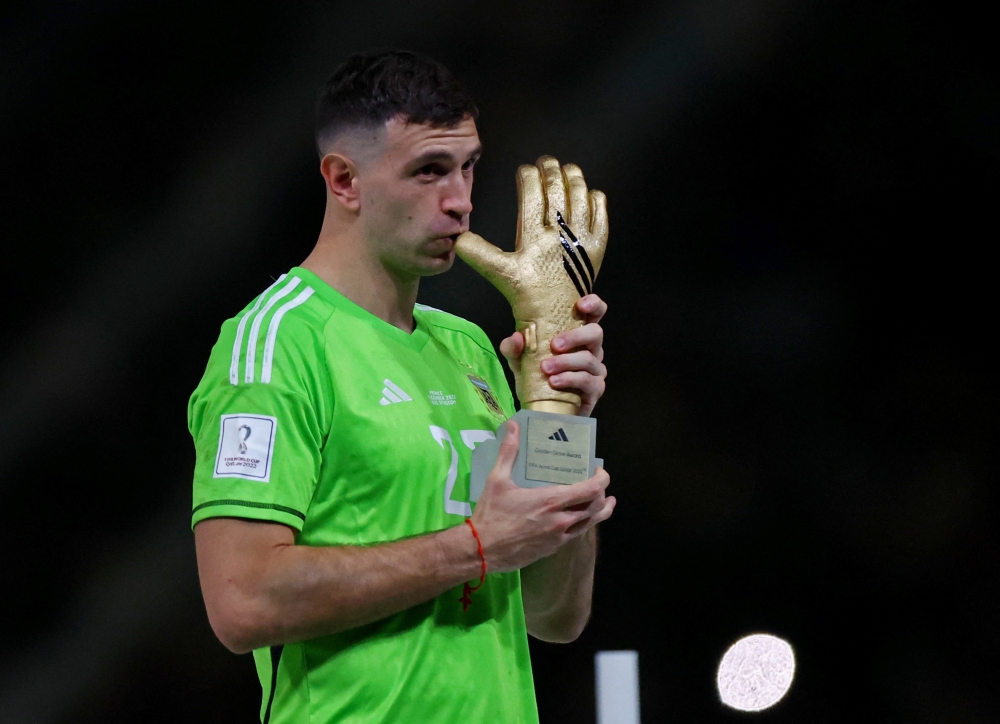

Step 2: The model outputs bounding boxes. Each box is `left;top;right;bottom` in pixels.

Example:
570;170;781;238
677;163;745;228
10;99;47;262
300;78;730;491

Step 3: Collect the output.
435;523;486;584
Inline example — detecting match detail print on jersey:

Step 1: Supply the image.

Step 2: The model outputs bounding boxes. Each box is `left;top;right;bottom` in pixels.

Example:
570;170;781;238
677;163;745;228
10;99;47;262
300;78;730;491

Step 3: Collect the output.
214;414;277;481
230;274;316;386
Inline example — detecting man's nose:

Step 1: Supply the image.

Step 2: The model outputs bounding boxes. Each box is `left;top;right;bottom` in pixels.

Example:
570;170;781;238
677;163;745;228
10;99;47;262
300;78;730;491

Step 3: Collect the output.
441;175;473;218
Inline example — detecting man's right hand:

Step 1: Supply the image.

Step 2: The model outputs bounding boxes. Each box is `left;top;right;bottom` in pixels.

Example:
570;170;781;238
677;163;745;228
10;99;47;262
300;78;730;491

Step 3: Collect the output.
470;420;615;573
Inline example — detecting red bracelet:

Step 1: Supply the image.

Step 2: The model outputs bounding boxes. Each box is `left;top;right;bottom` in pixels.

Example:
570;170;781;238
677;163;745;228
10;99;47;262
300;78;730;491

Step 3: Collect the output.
460;518;487;612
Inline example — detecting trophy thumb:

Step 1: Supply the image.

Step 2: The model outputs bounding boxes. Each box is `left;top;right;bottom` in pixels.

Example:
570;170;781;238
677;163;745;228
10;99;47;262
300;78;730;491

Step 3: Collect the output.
455;232;517;296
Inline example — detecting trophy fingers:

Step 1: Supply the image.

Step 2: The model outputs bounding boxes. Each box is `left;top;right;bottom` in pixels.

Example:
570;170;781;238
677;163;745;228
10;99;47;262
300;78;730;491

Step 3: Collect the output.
589;189;608;242
454;232;517;297
563;164;591;233
516;164;546;250
537;156;567;230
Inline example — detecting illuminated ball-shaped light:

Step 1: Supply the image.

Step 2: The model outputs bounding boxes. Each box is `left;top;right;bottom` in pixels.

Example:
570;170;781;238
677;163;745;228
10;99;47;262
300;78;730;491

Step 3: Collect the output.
716;633;795;712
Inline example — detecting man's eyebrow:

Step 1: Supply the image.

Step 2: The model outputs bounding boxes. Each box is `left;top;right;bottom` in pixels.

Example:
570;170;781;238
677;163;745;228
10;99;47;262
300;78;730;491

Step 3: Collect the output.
409;144;484;168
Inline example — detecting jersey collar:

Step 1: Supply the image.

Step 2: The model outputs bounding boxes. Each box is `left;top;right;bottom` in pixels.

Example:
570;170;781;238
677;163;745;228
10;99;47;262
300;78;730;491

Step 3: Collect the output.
289;267;430;352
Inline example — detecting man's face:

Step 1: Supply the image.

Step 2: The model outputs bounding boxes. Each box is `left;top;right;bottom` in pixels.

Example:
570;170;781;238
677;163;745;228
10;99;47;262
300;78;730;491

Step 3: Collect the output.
356;116;481;279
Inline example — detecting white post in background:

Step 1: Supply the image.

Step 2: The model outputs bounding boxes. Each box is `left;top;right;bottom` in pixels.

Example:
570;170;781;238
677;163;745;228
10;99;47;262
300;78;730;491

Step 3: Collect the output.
595;650;640;724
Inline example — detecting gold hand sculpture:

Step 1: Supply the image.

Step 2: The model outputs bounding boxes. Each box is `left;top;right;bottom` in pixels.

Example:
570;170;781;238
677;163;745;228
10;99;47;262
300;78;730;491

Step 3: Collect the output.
456;156;609;415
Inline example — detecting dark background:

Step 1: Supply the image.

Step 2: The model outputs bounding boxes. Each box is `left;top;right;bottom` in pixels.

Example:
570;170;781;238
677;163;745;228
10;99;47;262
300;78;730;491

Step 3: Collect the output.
1;1;996;721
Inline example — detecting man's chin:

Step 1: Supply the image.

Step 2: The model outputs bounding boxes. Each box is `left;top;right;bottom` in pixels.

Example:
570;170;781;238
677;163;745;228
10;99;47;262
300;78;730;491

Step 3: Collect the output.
418;249;456;276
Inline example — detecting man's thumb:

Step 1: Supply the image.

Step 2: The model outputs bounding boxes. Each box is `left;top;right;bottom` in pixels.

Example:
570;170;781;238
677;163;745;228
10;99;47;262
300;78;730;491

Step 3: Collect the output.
491;420;520;480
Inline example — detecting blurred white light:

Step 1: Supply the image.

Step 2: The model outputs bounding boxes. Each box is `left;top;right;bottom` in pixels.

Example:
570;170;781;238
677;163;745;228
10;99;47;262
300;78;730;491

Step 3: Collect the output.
595;650;640;724
716;633;795;712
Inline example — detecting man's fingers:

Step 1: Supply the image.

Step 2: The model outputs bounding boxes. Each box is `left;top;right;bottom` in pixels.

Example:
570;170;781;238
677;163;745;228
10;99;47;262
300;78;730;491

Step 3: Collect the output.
557;474;608;507
576;294;607;324
564;163;590;233
537;156;567;229
564;496;616;537
571;489;610;518
499;332;525;363
516;165;544;248
588;495;616;526
590;189;608;240
548;370;606;398
552;322;604;356
541;350;605;377
552;469;609;511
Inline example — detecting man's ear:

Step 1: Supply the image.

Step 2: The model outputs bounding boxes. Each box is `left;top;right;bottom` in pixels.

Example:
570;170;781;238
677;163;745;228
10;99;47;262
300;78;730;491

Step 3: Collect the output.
320;153;361;211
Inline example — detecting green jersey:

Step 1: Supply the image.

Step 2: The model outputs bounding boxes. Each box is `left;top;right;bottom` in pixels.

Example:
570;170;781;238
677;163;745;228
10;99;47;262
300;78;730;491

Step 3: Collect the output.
188;267;538;724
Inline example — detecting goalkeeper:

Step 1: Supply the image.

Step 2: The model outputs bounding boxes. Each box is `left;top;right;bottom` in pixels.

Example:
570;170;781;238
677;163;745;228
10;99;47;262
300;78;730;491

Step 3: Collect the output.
189;50;613;724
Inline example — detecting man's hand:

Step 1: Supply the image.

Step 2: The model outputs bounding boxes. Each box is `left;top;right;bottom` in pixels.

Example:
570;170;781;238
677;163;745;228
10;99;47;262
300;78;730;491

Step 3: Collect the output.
471;420;615;573
499;294;608;417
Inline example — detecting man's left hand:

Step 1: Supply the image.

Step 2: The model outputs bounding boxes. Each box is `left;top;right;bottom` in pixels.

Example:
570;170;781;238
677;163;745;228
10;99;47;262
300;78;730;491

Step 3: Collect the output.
499;294;608;417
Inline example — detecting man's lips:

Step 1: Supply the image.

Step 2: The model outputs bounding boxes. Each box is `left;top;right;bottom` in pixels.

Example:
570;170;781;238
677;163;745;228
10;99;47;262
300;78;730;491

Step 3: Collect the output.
429;233;462;253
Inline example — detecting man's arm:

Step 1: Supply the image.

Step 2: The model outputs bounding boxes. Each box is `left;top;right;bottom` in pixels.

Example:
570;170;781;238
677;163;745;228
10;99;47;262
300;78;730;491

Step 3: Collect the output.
521;529;597;643
196;423;609;654
499;293;613;642
195;517;481;654
518;465;612;643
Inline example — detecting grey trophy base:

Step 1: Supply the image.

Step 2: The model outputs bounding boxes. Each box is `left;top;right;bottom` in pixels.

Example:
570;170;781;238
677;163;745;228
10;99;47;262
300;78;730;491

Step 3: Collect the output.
470;408;603;502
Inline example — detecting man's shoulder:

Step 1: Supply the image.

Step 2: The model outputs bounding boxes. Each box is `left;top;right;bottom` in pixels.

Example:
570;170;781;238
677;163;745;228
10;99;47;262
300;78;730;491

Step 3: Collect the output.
205;272;337;388
414;303;494;355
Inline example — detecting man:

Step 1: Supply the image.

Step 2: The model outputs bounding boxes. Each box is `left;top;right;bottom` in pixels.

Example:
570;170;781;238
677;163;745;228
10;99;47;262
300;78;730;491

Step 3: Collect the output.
189;50;614;723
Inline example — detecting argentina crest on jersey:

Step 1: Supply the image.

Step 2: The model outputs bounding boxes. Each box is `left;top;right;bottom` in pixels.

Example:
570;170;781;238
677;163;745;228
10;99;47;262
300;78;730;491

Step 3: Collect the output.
467;374;506;421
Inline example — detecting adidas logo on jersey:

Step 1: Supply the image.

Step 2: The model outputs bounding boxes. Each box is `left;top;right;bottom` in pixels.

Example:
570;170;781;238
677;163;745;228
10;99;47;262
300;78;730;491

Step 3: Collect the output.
548;428;570;442
380;379;413;406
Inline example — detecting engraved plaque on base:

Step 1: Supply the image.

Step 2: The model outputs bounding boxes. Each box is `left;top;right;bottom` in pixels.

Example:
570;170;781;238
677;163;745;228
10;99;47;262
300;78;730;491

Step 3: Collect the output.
470;408;603;502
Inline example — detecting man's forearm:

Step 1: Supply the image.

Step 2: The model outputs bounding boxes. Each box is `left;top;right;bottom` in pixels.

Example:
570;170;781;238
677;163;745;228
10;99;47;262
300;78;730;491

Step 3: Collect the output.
520;528;597;643
196;519;482;653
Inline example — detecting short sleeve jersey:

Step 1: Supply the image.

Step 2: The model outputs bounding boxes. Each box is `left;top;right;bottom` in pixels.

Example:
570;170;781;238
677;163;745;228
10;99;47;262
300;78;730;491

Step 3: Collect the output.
187;267;538;724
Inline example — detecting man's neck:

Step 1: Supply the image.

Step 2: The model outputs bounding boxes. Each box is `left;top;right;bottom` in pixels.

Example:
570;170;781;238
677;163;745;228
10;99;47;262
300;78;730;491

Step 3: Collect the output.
301;223;419;334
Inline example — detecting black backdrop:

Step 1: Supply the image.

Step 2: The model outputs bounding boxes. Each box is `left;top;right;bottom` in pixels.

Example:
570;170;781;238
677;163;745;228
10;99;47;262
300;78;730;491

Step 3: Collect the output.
1;1;996;721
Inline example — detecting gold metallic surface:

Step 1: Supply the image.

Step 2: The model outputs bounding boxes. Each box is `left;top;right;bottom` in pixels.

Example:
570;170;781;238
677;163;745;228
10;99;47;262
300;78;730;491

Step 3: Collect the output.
456;156;609;413
525;400;578;415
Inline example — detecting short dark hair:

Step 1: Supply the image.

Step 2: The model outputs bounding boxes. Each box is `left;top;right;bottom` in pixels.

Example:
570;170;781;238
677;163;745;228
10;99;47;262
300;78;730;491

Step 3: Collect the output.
315;50;478;155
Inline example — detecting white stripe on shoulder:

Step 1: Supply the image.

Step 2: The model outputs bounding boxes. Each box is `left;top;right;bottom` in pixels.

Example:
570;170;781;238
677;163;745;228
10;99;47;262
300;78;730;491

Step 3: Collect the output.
414;302;466;322
244;276;301;383
261;286;315;384
230;274;286;385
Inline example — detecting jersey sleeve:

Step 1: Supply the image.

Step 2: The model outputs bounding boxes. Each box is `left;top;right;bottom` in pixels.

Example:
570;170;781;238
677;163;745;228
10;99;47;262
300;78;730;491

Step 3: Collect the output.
187;314;332;532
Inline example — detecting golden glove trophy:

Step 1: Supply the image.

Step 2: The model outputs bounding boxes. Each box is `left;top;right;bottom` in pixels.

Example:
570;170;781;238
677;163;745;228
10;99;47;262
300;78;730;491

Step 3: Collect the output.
461;156;608;498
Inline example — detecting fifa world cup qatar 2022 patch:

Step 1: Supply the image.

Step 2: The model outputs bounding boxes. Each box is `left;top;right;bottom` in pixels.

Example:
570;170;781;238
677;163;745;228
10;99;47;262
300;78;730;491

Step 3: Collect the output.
214;414;276;482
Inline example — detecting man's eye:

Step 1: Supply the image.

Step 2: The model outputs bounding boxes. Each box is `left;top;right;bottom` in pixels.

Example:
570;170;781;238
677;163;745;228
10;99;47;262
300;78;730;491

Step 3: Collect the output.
415;164;443;177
